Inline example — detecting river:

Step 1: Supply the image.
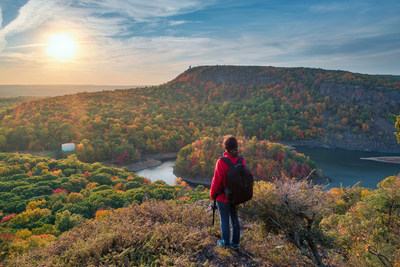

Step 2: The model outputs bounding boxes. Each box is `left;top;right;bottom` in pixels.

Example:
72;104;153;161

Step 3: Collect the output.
294;146;400;189
135;147;400;189
136;160;178;185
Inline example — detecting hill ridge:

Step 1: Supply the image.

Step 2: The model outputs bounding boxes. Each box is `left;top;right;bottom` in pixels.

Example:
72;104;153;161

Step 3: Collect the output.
171;65;400;87
1;65;400;164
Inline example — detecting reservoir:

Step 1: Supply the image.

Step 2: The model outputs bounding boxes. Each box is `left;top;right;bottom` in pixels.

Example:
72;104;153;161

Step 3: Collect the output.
294;146;400;189
135;148;400;189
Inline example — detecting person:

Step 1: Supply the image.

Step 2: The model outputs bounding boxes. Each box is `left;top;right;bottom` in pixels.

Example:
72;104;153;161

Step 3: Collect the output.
210;135;245;249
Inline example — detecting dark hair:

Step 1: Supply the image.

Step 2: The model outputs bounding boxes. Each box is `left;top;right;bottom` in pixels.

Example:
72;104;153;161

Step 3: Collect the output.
223;135;238;157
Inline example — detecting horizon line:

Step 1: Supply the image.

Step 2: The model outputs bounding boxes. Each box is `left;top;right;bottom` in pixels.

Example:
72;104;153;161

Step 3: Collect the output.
0;84;155;87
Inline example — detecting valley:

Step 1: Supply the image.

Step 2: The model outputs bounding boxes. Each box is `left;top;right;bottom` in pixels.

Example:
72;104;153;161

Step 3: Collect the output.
1;66;400;266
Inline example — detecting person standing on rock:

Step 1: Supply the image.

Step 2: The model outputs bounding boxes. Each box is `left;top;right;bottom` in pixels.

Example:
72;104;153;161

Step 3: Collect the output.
210;135;246;249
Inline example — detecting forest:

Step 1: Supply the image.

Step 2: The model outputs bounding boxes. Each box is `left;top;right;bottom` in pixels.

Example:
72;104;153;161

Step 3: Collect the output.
0;151;398;266
0;116;399;265
1;66;400;165
0;152;208;262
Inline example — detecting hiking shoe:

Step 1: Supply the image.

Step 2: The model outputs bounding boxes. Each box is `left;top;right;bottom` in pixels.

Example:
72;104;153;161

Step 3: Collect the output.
217;240;228;248
230;243;239;250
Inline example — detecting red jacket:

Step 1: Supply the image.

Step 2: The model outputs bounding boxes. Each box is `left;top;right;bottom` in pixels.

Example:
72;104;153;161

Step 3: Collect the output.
210;152;246;202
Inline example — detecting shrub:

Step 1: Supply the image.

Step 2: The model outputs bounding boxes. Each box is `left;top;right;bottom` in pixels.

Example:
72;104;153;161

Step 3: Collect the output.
322;175;400;266
241;178;332;266
8;201;213;266
55;210;83;232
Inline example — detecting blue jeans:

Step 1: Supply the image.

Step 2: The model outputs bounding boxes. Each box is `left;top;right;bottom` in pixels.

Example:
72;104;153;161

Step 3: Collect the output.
217;201;240;246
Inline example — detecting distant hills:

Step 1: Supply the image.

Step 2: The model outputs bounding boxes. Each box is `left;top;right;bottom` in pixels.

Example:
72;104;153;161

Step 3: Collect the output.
0;84;146;97
0;96;42;111
376;74;400;80
0;65;400;163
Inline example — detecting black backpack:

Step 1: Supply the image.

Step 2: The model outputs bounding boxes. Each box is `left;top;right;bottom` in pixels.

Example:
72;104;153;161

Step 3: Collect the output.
212;155;253;225
220;155;254;205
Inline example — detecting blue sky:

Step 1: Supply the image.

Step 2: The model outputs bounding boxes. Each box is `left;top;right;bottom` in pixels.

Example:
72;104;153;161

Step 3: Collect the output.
0;0;399;85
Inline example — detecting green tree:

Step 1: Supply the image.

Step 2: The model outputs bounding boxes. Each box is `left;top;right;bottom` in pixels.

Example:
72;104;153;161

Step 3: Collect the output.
55;210;83;232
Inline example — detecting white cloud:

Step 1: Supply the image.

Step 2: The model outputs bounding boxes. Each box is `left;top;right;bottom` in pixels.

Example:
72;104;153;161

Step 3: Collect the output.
78;0;213;21
0;0;213;54
77;16;128;37
169;20;189;26
0;7;5;51
79;34;287;73
0;0;64;37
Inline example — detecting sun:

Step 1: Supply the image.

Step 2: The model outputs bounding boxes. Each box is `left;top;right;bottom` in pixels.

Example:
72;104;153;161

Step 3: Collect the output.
46;34;77;62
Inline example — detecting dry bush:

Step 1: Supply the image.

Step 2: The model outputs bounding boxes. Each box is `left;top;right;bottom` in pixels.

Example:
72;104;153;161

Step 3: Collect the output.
241;178;332;266
242;223;313;266
8;201;214;266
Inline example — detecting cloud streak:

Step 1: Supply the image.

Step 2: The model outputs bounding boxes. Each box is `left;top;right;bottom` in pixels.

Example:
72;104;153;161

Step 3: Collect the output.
0;0;64;37
0;7;5;51
78;0;213;21
0;0;214;51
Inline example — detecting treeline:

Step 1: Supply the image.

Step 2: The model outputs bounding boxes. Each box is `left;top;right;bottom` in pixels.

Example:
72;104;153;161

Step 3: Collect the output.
174;136;318;181
1;66;399;162
0;97;42;112
0;152;208;260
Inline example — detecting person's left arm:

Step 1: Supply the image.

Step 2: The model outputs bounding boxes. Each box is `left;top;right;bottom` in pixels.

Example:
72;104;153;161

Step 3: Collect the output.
210;159;223;199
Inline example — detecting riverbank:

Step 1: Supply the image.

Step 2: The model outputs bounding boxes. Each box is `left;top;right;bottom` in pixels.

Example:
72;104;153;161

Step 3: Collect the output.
360;156;400;164
178;175;211;188
277;140;400;153
103;152;178;172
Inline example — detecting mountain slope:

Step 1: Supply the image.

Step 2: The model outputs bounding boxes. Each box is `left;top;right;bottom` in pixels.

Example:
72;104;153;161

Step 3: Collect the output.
0;66;399;163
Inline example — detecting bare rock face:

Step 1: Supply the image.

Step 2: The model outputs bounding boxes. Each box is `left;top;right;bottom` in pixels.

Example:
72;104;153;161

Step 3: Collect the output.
319;83;400;111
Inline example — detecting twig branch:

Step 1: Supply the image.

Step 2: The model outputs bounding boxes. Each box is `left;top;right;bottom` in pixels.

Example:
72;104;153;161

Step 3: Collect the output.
368;246;393;267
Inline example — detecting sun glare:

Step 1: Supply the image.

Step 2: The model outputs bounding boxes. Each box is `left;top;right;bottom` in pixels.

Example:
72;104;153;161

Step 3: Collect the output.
46;34;77;62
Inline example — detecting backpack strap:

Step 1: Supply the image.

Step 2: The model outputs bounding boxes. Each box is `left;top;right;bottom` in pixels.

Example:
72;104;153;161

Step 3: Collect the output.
221;156;243;166
237;155;243;165
220;157;234;167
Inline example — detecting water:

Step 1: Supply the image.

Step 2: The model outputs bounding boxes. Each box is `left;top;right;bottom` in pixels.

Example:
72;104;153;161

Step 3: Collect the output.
136;148;400;189
294;146;400;189
136;160;177;185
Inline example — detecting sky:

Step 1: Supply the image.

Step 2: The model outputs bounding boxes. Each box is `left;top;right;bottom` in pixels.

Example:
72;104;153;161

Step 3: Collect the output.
0;0;399;85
